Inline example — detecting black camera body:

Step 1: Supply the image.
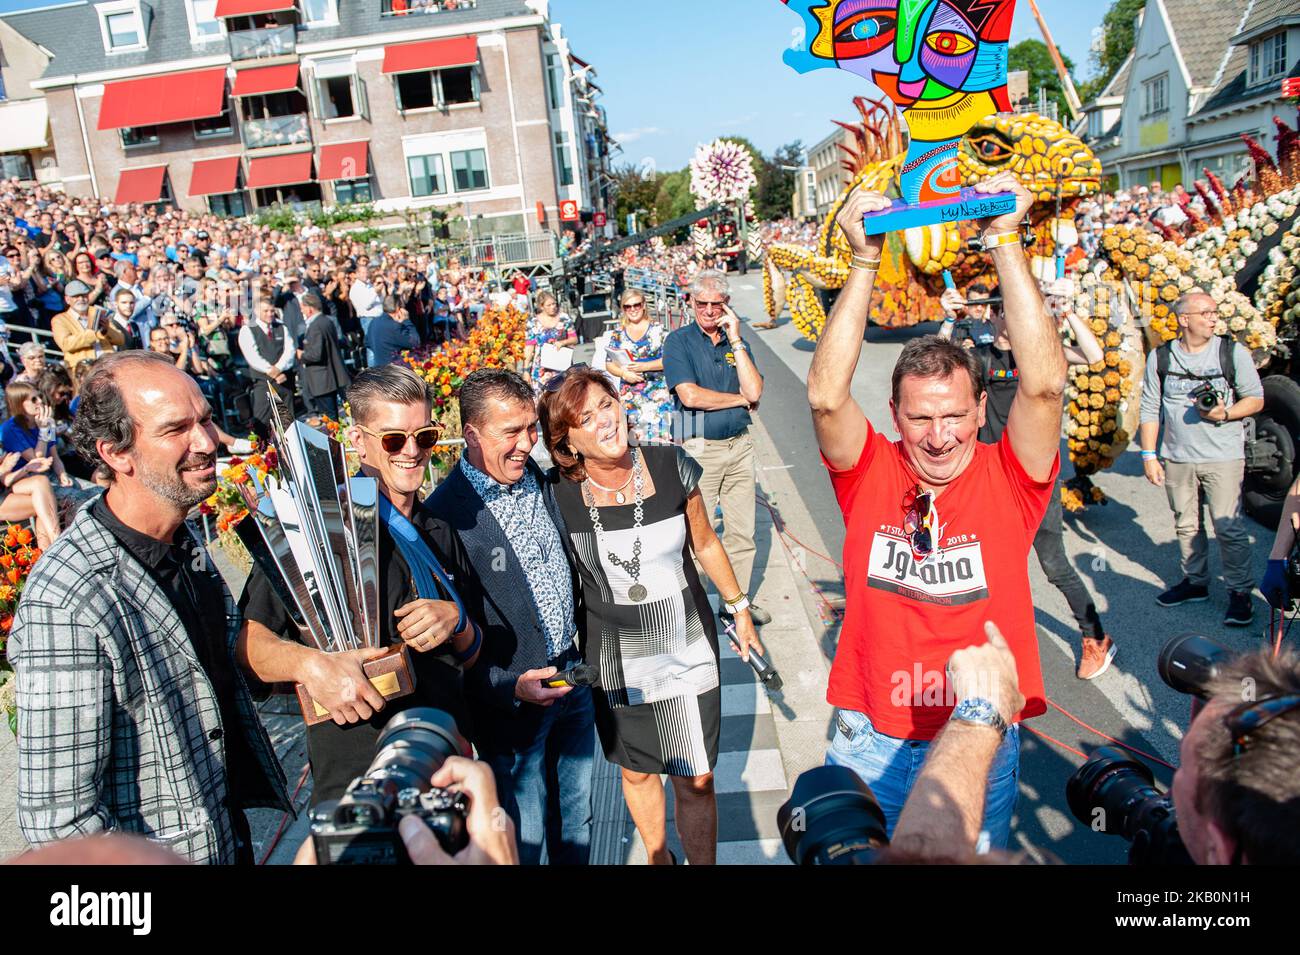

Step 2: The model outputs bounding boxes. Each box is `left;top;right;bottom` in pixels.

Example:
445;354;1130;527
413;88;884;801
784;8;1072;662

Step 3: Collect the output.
1188;381;1223;413
310;708;472;865
1066;633;1235;866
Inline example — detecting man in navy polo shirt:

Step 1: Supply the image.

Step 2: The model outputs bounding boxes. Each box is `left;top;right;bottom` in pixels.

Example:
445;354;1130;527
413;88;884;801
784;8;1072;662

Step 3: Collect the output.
663;269;771;627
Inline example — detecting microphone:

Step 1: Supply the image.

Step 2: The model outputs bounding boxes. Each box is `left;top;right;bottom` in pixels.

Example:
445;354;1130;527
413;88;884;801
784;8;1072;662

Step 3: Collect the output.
725;623;783;692
541;663;600;689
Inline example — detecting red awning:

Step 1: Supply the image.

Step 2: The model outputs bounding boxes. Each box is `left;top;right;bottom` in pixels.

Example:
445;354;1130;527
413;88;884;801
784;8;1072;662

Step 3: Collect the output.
97;68;228;131
213;0;295;15
232;62;300;97
114;166;168;205
317;140;369;181
382;35;478;74
246;152;313;189
188;156;241;197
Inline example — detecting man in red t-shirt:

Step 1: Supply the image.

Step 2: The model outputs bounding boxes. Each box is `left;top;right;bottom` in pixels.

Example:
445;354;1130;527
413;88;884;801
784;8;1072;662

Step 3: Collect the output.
806;173;1068;850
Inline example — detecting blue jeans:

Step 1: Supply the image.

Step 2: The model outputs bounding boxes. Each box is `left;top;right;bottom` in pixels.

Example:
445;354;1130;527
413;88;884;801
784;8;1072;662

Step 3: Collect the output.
360;315;375;368
825;708;1020;853
486;670;596;866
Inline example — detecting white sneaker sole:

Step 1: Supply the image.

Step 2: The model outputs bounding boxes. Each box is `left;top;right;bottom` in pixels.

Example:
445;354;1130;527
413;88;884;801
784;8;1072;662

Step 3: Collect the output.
1078;643;1117;681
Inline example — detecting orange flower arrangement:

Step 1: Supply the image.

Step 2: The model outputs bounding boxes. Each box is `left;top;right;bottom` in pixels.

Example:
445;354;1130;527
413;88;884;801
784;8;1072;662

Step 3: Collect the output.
1;522;43;735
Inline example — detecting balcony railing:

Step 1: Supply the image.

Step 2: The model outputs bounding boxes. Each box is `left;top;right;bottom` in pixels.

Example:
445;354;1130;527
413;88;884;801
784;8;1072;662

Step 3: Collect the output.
381;0;477;16
229;24;296;61
242;113;310;149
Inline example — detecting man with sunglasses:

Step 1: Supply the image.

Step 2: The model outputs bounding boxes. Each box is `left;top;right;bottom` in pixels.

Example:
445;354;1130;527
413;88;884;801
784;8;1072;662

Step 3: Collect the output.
1170;647;1300;864
238;364;485;805
662;268;771;627
807;173;1066;851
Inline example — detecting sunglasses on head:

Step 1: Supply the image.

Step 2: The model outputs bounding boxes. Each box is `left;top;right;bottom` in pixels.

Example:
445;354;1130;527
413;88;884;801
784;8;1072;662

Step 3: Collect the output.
356;423;441;454
902;484;935;561
543;362;590;394
1226;694;1300;757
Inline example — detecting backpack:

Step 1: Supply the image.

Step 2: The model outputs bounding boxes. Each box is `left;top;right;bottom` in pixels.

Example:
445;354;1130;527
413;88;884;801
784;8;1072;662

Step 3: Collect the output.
1154;336;1237;402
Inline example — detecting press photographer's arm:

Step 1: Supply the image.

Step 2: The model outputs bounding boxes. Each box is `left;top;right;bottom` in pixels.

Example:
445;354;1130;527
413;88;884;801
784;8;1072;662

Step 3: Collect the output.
891;623;1025;860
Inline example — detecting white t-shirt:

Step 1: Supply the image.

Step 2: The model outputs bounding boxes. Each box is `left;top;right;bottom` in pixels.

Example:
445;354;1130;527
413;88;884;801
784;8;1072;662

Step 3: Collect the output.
0;260;16;313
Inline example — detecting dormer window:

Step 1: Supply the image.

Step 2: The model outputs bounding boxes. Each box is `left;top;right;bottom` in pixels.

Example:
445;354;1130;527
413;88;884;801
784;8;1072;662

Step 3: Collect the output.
188;0;225;43
1249;31;1288;87
97;1;147;53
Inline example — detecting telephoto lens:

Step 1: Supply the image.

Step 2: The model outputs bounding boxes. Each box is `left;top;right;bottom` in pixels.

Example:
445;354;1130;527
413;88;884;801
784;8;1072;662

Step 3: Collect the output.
1158;633;1232;701
1065;746;1193;865
310;708;474;865
777;766;889;865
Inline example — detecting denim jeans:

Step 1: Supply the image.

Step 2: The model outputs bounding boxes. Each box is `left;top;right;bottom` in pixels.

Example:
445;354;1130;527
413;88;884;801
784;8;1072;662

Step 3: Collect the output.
485;667;596;866
825;708;1020;854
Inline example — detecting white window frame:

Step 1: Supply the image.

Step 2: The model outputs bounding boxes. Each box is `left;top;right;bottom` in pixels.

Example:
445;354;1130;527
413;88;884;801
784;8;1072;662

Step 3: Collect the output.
300;0;338;29
1142;73;1168;117
1249;32;1288;87
96;1;147;54
185;0;225;45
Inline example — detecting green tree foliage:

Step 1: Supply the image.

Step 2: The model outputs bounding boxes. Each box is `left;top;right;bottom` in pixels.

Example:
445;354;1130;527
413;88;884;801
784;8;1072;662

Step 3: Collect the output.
1078;0;1146;103
1009;38;1076;118
655;169;695;225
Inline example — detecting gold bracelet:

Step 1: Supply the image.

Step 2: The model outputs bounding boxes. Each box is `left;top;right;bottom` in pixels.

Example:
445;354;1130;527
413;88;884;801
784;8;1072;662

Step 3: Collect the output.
980;230;1021;251
851;254;882;271
721;590;746;607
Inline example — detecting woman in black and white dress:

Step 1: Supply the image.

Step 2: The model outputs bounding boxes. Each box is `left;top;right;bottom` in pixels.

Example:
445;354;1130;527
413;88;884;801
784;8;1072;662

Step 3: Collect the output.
539;367;762;865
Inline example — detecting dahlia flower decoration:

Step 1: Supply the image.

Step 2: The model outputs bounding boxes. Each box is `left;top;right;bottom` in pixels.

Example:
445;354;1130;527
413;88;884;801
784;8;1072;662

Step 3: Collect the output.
690;139;757;207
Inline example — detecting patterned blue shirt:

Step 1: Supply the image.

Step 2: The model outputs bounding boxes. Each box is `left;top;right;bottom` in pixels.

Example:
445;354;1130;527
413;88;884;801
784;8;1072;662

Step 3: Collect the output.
459;457;576;659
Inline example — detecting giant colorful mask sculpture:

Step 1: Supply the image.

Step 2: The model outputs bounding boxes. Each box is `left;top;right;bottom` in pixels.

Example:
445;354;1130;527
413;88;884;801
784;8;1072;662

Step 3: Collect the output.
780;0;1018;232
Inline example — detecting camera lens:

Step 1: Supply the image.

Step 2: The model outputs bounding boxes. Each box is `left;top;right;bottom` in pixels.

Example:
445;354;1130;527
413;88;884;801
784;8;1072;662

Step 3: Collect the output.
1158;633;1230;700
366;707;471;795
778;766;889;865
1066;746;1168;838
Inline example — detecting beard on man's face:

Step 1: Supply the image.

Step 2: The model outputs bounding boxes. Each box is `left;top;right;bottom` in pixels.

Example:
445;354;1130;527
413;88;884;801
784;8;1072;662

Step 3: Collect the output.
136;449;218;509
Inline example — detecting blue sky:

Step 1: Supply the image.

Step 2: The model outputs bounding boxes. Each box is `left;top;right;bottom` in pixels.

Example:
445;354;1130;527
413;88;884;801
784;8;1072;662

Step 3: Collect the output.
551;0;1110;170
0;0;1110;169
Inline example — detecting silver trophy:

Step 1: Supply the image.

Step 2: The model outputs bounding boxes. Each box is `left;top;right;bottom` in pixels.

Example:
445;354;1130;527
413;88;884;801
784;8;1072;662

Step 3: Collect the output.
236;394;413;724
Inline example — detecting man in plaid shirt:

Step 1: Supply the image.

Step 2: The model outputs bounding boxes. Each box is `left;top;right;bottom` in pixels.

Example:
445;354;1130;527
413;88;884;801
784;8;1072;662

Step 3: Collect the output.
7;351;289;864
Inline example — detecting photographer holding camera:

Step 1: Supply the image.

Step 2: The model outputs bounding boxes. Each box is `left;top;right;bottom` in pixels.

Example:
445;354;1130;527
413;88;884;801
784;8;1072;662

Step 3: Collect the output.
1139;292;1263;627
1168;647;1300;864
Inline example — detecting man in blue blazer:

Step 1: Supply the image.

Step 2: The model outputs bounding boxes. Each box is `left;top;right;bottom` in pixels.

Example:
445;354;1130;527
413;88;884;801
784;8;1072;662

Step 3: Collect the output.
425;368;595;865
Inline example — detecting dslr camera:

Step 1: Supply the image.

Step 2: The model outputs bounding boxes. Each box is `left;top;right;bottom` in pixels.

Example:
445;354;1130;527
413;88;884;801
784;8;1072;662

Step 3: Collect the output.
777;766;890;865
1188;381;1224;414
1065;633;1231;865
310;708;472;865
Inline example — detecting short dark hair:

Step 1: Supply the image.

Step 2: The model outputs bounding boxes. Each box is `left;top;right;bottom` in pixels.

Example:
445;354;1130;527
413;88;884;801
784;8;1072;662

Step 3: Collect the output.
300;291;324;312
1196;648;1300;865
71;350;179;476
458;369;535;431
891;335;985;406
346;363;430;427
382;293;400;314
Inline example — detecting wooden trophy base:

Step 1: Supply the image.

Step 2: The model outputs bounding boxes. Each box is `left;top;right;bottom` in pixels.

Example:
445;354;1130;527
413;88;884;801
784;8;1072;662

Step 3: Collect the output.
862;189;1018;235
295;643;416;726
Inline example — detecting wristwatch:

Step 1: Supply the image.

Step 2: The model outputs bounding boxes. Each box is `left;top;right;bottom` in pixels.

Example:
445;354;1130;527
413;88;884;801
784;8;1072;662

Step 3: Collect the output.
949;698;1008;737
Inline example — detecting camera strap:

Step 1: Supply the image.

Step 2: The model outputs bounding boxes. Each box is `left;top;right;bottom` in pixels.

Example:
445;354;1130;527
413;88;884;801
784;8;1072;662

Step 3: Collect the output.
1156;337;1238;401
379;495;466;635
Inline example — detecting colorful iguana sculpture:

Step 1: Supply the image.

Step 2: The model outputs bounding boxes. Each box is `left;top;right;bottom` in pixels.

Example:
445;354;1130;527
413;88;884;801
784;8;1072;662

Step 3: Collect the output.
763;102;1101;339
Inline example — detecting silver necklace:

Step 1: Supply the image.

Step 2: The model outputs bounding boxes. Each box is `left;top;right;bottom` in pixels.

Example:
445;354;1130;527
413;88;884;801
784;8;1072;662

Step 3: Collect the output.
585;464;635;505
584;448;647;602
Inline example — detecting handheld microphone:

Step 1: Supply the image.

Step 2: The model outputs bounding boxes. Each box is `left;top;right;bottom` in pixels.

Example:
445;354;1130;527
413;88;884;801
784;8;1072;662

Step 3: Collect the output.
725;623;783;692
541;663;600;689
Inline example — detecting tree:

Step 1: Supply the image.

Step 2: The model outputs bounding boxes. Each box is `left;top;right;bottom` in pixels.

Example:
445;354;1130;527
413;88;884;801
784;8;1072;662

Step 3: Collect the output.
611;162;663;236
1009;38;1076;118
654;169;695;225
1078;0;1146;102
755;140;804;221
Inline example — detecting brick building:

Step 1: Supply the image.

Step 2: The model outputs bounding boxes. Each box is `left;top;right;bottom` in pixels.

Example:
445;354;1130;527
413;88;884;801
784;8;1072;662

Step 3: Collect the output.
0;0;613;236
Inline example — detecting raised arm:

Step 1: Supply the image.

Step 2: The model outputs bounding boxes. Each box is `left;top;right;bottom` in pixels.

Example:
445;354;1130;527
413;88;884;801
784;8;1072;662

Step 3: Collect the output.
807;188;890;471
982;175;1068;482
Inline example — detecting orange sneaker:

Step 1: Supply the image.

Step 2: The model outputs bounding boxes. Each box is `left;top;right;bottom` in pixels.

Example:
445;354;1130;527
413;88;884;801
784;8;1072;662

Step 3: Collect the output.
1077;635;1117;681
